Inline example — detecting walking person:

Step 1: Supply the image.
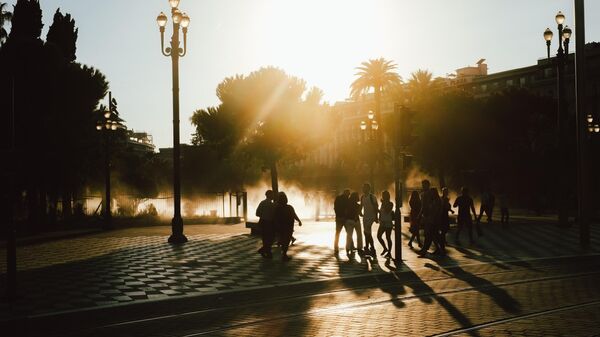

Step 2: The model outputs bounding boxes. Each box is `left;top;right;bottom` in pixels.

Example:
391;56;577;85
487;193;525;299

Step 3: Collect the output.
477;187;495;224
454;187;478;245
408;190;422;248
438;187;454;255
334;189;350;255
377;190;394;258
256;190;275;258
344;192;363;258
273;192;302;262
418;185;442;256
360;183;379;256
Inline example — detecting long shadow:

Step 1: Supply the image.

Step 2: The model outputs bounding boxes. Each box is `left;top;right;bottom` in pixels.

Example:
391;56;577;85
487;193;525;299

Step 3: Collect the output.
376;259;482;337
422;253;522;315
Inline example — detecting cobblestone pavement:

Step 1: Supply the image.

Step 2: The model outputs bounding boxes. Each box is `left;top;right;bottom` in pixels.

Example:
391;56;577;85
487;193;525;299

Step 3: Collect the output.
49;255;600;337
1;219;599;325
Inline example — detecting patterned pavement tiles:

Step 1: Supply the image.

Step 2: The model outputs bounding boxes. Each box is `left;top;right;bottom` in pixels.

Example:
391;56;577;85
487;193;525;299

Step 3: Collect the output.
0;220;599;320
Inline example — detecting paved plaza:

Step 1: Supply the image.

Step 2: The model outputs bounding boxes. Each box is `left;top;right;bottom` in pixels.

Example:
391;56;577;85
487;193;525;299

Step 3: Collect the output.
1;217;600;336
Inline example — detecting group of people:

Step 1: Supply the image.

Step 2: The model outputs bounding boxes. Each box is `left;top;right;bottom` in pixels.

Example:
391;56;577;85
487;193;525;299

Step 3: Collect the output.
256;190;302;261
334;183;395;259
255;182;509;262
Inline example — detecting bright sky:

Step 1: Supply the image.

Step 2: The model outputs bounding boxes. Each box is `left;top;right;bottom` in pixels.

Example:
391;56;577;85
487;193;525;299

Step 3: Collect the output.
5;0;600;148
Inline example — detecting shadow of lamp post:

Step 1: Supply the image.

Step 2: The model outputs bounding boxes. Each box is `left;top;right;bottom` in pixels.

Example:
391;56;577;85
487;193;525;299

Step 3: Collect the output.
543;11;572;228
95;91;123;230
156;0;190;244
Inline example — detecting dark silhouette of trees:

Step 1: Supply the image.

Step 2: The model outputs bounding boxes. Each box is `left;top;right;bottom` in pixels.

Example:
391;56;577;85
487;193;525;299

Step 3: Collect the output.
0;0;129;231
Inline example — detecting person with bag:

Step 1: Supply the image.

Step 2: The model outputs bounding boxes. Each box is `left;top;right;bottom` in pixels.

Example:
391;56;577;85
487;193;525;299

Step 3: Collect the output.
418;185;442;256
273;192;302;262
377;190;394;258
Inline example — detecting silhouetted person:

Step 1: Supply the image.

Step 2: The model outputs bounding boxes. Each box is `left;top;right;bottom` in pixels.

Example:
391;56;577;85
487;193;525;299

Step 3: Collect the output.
454;187;477;245
274;191;302;261
345;191;363;258
408;190;422;248
477;187;495;225
256;190;275;258
418;185;442;256
377;190;393;258
334;189;351;255
361;183;379;256
439;187;454;255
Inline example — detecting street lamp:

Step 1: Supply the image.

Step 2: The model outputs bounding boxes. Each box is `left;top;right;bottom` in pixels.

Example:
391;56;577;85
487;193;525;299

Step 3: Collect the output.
96;91;123;230
157;0;190;243
543;10;571;227
360;110;378;189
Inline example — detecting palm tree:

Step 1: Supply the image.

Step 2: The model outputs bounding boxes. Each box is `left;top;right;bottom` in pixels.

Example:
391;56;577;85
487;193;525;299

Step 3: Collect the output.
350;58;402;122
0;2;12;45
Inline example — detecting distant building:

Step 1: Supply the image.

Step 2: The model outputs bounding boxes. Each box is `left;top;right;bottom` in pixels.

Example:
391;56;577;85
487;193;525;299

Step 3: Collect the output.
127;130;156;154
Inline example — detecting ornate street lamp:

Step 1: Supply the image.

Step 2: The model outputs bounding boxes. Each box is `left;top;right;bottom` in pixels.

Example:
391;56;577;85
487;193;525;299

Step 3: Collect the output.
543;10;571;227
360;110;378;190
157;0;191;243
96;92;123;230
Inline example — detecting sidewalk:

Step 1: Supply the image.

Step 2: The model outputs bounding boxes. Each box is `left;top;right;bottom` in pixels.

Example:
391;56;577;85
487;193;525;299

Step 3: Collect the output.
1;218;599;321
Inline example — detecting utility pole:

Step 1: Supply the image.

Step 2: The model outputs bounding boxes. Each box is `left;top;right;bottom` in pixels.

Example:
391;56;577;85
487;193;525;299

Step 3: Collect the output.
574;0;589;247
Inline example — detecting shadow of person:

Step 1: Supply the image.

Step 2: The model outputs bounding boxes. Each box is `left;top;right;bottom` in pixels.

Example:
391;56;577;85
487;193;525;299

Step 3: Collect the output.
439;254;522;315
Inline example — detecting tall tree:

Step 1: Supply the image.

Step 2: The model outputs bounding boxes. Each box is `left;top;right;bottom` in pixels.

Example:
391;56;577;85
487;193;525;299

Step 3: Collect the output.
0;2;12;45
46;9;77;62
191;67;332;193
350;58;402;122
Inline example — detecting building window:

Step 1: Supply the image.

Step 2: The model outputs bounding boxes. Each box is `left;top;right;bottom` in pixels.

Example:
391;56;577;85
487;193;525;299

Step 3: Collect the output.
481;84;487;91
506;79;514;86
520;77;526;86
544;68;553;78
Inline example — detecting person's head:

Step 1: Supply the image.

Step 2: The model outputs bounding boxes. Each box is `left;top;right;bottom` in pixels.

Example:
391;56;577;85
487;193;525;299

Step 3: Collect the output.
421;179;430;191
265;190;274;200
349;191;359;203
461;186;469;196
442;187;449;198
362;183;371;194
277;191;288;205
343;188;351;197
382;190;390;201
410;190;420;201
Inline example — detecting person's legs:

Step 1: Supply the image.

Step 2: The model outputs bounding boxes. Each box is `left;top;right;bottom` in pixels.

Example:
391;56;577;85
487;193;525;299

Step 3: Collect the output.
455;218;463;243
363;218;375;251
377;225;387;252
466;219;474;244
354;220;363;254
334;219;344;252
385;228;393;256
344;220;355;253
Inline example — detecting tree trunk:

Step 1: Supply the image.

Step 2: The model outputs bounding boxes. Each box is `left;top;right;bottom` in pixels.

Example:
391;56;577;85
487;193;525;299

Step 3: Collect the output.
270;160;279;194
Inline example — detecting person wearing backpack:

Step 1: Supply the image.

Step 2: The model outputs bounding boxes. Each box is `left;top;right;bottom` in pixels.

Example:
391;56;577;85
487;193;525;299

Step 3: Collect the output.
360;183;379;256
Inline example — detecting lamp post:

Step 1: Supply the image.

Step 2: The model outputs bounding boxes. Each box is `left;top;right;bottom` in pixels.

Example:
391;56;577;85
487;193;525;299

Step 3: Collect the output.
543;11;571;227
96;92;122;230
360;110;378;190
157;0;190;243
